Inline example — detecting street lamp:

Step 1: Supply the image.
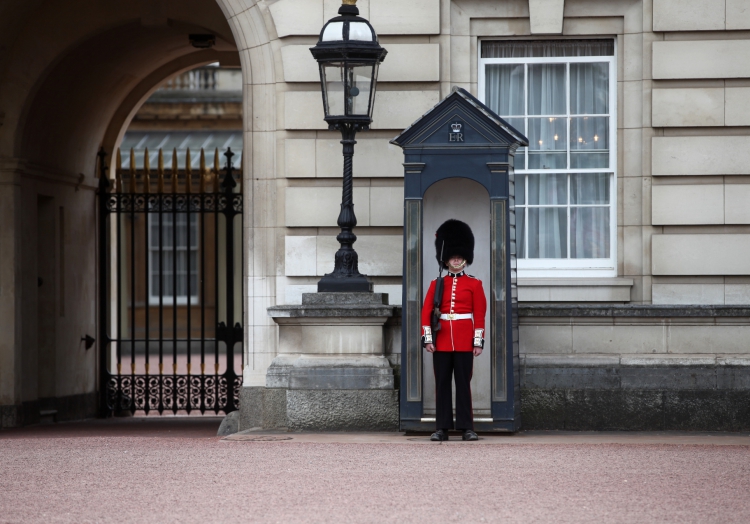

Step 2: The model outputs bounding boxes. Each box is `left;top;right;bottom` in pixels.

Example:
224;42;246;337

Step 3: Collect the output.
310;0;387;292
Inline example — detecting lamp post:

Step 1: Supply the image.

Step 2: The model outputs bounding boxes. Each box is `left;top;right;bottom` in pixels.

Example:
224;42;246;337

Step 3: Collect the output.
310;0;387;292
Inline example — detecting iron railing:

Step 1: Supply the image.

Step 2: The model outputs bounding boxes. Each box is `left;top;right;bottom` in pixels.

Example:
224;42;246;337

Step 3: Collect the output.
97;147;243;415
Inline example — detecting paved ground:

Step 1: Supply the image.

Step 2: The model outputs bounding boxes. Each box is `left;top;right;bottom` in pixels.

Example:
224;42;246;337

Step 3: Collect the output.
2;418;750;523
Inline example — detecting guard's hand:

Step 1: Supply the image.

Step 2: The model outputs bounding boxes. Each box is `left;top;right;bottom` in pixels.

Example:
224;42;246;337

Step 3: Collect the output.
473;346;483;357
425;343;436;353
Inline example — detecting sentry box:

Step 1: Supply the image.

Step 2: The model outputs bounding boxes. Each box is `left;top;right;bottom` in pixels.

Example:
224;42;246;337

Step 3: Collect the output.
391;87;529;433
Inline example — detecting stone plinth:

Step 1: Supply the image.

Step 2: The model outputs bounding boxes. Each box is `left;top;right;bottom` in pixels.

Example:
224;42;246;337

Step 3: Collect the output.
246;293;399;431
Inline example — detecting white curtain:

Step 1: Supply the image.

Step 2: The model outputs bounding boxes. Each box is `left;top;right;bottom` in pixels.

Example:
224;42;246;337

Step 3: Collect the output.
570;62;609;169
570;173;610;258
483;40;613;260
528;173;566;258
482;40;614;59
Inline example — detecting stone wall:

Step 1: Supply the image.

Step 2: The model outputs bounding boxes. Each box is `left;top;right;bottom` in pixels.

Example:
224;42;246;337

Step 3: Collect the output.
520;305;750;430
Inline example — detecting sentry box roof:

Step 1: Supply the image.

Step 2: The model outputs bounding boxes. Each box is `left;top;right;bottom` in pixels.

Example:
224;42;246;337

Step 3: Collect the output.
390;87;529;152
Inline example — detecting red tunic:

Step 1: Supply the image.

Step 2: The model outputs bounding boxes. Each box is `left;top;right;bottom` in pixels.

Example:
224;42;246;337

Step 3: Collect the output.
421;272;487;352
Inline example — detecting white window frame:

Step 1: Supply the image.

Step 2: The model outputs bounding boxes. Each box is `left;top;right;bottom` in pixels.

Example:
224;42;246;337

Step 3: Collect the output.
147;213;199;306
478;42;617;278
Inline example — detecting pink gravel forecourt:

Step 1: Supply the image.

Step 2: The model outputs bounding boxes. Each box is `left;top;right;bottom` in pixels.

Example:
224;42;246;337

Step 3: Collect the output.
1;417;749;524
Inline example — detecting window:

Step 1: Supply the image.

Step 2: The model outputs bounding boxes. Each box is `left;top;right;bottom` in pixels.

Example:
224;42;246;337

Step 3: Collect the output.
479;40;616;277
148;213;199;305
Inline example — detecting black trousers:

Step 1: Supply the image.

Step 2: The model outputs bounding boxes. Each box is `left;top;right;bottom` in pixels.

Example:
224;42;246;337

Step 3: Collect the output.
433;351;474;431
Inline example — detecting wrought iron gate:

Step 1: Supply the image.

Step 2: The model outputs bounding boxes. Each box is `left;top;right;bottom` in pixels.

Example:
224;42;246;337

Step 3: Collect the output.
97;147;243;415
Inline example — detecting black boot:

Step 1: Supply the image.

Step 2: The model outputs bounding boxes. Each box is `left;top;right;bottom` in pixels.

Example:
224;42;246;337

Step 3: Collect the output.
462;429;478;441
430;429;449;441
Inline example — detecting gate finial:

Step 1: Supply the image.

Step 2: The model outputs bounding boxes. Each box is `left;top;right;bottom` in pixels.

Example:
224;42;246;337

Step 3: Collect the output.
129;148;136;194
115;149;122;193
143;148;151;194
157;149;165;193
222;147;237;192
213;148;220;193
185;148;193;194
199;148;207;193
171;148;178;193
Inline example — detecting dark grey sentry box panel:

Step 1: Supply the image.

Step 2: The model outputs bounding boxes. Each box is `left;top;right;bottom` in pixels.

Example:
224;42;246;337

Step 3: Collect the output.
391;87;528;432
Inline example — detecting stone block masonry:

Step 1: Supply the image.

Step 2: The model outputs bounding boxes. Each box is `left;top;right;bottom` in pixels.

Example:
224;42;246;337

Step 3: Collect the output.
519;305;750;431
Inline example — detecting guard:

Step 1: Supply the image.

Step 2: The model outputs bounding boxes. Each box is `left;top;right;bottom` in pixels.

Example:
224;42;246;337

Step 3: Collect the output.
421;219;487;441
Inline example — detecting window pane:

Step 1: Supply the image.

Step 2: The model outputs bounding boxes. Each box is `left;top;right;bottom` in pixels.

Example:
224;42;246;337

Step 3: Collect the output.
503;118;526;171
570;117;609;168
162;216;173;246
528;64;566;115
176;218;188;249
514;173;525;205
528;117;566;169
189;215;198;248
528;208;567;258
528;173;566;205
151;274;160;297
485;64;524;116
514;148;526;170
504;117;525;135
162;251;174;297
149;219;160;247
570;207;610;258
516;208;525;258
570;63;609;114
571;173;610;205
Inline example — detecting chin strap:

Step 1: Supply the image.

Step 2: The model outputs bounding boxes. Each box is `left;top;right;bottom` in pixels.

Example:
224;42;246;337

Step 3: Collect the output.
449;260;467;271
473;329;484;348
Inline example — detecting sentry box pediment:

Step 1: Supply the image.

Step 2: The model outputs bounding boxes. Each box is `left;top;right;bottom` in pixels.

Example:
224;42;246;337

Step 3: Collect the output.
391;87;528;200
392;87;526;148
391;87;528;433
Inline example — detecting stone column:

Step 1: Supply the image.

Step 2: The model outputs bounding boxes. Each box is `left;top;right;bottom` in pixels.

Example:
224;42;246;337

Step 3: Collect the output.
249;292;399;431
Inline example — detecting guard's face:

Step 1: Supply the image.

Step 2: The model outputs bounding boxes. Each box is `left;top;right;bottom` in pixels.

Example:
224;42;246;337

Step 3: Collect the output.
447;256;466;271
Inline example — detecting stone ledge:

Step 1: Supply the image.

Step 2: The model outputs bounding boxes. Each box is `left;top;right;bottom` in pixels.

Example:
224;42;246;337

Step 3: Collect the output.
521;355;750;391
302;292;389;306
519;278;633;287
268;304;396;318
522;354;750;367
520;304;750;317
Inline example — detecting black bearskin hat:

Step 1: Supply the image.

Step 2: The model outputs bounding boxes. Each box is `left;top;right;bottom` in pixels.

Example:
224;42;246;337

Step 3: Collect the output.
435;219;474;268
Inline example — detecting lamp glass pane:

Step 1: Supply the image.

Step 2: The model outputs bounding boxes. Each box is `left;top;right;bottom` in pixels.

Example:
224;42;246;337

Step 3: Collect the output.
321;21;344;42
348;64;374;116
322;63;346;116
369;63;380;118
348;21;373;41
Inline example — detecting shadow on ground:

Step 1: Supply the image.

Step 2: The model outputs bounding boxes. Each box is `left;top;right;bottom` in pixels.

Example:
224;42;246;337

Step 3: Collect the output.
0;415;224;439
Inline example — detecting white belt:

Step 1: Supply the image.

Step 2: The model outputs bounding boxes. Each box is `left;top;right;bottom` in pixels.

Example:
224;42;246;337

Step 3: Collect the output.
440;313;472;320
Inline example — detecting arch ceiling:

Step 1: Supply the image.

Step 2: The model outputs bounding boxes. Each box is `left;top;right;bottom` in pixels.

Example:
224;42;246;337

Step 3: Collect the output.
0;0;243;176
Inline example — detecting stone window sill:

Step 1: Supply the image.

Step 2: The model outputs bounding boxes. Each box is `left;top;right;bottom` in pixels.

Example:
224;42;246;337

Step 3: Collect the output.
517;278;634;302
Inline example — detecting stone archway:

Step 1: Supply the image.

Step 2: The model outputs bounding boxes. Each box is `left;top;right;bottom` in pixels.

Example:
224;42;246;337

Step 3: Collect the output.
0;0;279;427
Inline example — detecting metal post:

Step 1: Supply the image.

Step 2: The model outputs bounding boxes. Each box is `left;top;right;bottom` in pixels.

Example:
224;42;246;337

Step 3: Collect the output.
219;147;242;412
97;148;111;416
317;123;372;292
